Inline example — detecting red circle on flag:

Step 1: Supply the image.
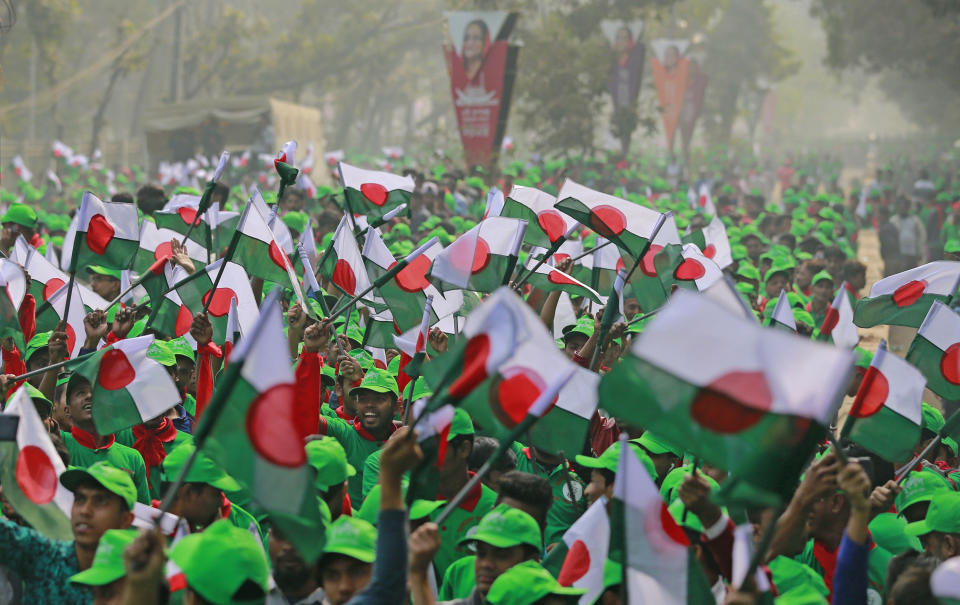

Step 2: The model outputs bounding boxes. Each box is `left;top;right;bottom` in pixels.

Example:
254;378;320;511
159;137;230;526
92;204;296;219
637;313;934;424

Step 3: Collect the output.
698;195;708;208
64;324;77;355
556;540;591;586
850;367;889;418
16;445;58;504
820;307;840;336
246;383;306;467
893;280;927;308
98;349;136;390
702;244;716;259
537;210;566;243
588;206;626;239
86;214;115;255
690;371;772;433
42;278;65;301
674;258;706;281
615;257;626;272
394;256;431;293
640;245;664;278
473;238;491;274
154;242;174;263
268;241;291;271
448;334;491;399
175;305;193;336
202;288;237;317
547;270;580;287
360;183;389;207
492;368;553;428
660;501;691;545
940;343;960;385
177;207;198;226
332;259;357;295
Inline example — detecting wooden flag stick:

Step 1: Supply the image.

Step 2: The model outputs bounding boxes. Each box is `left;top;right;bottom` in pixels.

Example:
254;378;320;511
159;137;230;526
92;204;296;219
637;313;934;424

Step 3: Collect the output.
512;238;565;291
567;239;613;264
10;349;98;383
181;151;229;246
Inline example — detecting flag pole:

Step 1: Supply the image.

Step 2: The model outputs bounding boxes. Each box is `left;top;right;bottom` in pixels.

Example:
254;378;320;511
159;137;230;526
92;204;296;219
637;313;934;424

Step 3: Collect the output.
839;340;886;443
10;349;99;383
512;238;565;291
567;239;613;264
181;151;229;246
625;307;661;327
199;218;244;316
101;258;167;313
589;267;627;371
501;221;529;286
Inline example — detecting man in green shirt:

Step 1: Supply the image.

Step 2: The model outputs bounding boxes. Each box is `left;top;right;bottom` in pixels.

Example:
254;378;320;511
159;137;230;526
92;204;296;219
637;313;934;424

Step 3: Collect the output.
0;461;136;604
318;368;400;504
69;528;138;604
511;442;586;546
61;374;151;504
306;435;357;520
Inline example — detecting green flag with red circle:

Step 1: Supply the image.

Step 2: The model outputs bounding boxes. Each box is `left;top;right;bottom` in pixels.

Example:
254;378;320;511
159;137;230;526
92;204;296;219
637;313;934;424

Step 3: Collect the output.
854;261;960;328
172;260;260;344
71;192;140;272
502;185;576;248
136;220;208;275
907;300;960;400
338;162;414;216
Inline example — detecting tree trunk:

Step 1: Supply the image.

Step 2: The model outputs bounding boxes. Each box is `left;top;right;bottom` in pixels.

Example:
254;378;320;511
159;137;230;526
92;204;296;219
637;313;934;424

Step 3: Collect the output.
89;62;127;159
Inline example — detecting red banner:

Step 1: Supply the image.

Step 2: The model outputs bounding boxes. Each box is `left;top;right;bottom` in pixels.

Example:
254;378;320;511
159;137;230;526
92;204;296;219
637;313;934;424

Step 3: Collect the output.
443;12;519;170
650;39;691;152
679;53;708;156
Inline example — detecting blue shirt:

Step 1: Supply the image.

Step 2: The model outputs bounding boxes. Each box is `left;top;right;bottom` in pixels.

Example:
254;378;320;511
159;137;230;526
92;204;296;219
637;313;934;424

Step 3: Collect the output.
0;518;90;604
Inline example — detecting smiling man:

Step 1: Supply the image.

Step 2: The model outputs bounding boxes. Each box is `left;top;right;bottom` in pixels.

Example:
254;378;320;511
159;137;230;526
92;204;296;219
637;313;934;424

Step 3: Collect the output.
0;461;135;604
317;368;400;504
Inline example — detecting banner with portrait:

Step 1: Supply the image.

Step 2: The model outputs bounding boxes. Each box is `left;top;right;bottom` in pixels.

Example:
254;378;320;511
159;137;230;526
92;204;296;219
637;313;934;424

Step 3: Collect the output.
650;38;690;152
601;20;646;110
679;44;708;157
443;11;520;170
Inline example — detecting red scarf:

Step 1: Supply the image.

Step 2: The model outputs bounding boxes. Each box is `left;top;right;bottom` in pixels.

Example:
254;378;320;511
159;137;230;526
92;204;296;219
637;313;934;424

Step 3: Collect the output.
131;418;177;471
71;425;115;450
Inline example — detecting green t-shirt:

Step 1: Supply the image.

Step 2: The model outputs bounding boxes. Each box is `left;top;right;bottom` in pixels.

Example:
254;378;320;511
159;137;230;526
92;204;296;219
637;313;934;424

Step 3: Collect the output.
431;479;497;579
440;555;476;600
61;431;151;504
318;416;392;505
228;501;266;549
363;448;384;499
511;442;586;546
182;394;197;419
796;538;891;601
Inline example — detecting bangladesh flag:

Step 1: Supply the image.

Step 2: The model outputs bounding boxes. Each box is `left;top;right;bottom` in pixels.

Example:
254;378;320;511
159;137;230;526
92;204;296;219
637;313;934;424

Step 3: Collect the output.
552;498;610;605
527;367;599;456
609;435;713;605
339;162;414;216
394;297;432;396
71;192;139;272
654;243;724;294
0;261;27;353
363;308;400;350
842;341;925;462
599;290;854;504
692;182;717;217
431;217;527;293
589;237;624;296
202;291;327;562
0;387;74;540
502;185;575;248
854;261;960;328
555;179;665;260
172;260;259;344
318;216;376;305
767;289;797;333
38;281;85;358
156;194;240;253
907;301;960;400
145;265;193;339
629;212;683;313
12;237;109;313
681;216;732;270
816;281;859;348
135;220;207;275
72;335;182;434
522;258;601;303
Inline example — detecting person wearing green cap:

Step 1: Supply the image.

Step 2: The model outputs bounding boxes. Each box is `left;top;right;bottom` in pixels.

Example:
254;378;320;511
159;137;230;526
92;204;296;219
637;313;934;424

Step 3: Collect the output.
897;467;954;523
805;270;835;329
172;518;271;604
576;440;655;507
69;528;138;604
0;460;136;604
22;330;54;389
633;431;683;483
318;368;400;504
305;435;357;520
318;516;379;605
61;373;151;504
905;491;960;560
159;441;248;534
510;440;586;548
0;202;41;255
84;266;123;302
485;560;585;605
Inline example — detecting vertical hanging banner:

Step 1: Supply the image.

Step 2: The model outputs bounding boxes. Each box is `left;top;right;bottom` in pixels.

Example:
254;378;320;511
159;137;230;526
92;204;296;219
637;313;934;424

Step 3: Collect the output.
602;20;646;111
679;43;708;160
649;39;691;153
443;11;520;171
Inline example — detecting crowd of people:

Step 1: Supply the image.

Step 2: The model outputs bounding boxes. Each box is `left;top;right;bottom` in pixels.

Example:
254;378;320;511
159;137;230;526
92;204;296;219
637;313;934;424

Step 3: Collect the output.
0;141;959;605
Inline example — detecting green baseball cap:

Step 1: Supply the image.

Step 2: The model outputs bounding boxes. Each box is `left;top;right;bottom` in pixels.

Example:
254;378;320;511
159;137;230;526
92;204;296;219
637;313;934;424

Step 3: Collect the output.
459;503;542;551
281;211;308;234
854;347;873;369
85;266;122;280
61;461;137;510
357;483;444;525
945;239;960;254
906;491;960;536
896;468;953;514
170;519;269;604
402;377;433;402
349;368;399;398
69;528;138;586
448;408;475;440
736;263;760;281
322;516;377;563
167;337;195;363
2;203;38;228
320;364;336;388
868;513;922;554
147;340;177;368
768;556;829;601
634;431;682;457
162;442;241;492
24;331;51;362
486;560;586;605
21;383;52;417
922;402;945;435
811;270;834;286
562;315;594;340
575;441;656;480
305;437;356;491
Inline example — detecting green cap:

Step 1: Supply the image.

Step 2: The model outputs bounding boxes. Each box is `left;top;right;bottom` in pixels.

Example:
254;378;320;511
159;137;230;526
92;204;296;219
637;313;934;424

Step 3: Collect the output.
811;270;834;286
322;516;377;563
563;315;595;340
736;263;760;281
69;529;138;586
764;267;790;284
634;431;683;457
459;503;542;551
167;337;195;363
320;364;336;388
346;324;364;345
905;491;960;536
20;383;52;417
768;556;829;601
854;347;874;369
357;483;444;525
146;340;177;368
61;461;137;510
402;378;433;403
85;266;122;280
305;437;356;491
922;402;945;435
349;368;399;398
575;441;656;480
448;408;475;440
486;560;586;605
945;239;960;254
171;519;269;604
281;211;309;234
2;203;38;228
868;513;922;554
162;442;241;492
896;468;953;513
24;331;51;362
